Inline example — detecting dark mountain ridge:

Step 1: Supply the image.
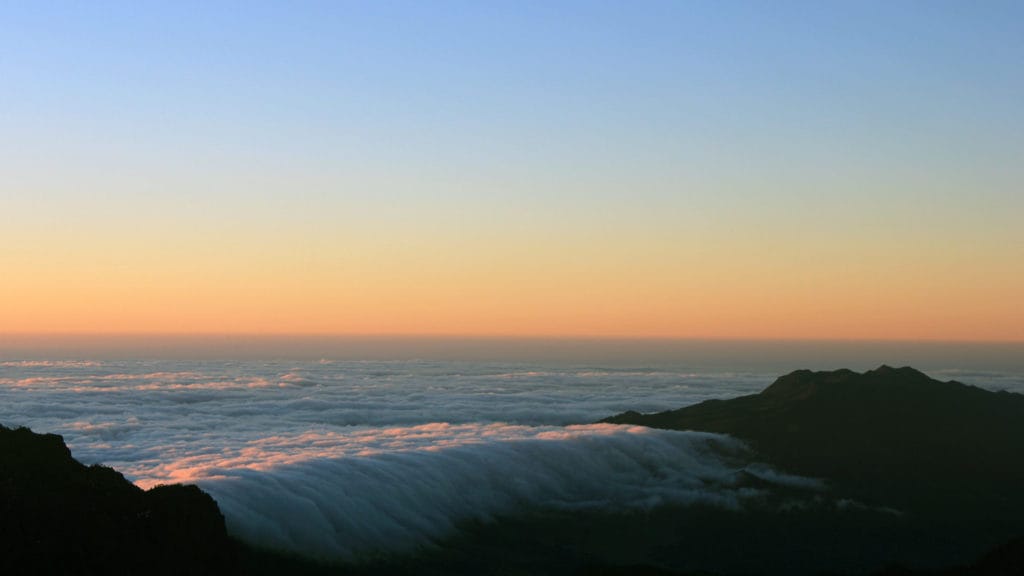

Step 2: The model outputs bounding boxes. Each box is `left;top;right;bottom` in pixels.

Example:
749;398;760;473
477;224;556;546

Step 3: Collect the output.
0;423;241;575
604;366;1024;570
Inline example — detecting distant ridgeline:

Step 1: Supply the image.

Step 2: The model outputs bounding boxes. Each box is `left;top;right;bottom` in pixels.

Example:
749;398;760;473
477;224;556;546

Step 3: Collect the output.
604;365;1024;574
3;366;1024;575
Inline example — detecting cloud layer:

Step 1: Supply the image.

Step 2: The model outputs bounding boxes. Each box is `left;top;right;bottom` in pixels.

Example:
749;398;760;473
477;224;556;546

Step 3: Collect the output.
2;359;1019;559
198;425;818;559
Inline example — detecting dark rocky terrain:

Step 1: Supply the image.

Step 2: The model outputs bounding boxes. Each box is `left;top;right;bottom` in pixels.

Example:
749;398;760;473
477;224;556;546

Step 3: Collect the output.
605;366;1024;574
0;423;241;575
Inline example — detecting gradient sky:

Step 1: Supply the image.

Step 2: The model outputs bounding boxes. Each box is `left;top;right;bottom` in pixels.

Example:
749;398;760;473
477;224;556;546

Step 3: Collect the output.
1;1;1022;340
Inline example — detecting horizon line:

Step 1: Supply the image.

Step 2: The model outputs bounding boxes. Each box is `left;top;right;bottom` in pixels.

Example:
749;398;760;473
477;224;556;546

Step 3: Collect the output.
2;332;1023;345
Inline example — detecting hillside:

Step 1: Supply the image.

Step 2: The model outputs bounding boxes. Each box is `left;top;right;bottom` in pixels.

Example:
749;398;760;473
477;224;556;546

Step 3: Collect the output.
604;366;1024;562
0;424;240;575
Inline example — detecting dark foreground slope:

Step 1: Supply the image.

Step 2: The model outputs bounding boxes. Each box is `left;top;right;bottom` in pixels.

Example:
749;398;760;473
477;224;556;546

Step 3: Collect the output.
604;366;1024;570
0;424;241;575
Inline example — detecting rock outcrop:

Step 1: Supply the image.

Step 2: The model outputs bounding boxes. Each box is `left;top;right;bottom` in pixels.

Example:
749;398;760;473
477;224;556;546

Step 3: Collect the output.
0;424;240;575
604;366;1024;571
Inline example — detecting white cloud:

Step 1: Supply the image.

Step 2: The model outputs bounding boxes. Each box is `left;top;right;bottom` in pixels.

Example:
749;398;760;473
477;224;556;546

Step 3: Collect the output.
197;425;814;559
4;359;1015;560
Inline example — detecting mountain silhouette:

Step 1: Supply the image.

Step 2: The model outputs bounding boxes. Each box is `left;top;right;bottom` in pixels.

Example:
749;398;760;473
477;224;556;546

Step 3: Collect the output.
0;424;241;575
604;366;1024;570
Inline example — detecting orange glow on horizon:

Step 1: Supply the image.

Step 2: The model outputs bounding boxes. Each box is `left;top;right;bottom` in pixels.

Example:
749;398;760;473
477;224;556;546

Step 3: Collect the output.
4;181;1021;343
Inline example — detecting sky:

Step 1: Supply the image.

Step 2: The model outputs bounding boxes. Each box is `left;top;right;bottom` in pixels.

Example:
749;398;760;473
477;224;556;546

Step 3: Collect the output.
1;1;1022;341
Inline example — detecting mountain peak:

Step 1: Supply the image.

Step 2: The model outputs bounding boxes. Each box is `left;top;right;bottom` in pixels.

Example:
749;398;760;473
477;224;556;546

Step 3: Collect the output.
600;366;1024;575
601;365;1024;505
864;365;930;379
760;366;945;401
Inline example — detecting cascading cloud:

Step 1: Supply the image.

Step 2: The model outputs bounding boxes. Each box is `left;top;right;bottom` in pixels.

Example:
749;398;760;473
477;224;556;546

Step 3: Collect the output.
196;423;817;560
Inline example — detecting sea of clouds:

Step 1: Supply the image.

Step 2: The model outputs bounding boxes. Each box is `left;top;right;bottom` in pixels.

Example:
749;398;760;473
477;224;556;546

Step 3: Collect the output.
0;360;772;456
1;359;1020;560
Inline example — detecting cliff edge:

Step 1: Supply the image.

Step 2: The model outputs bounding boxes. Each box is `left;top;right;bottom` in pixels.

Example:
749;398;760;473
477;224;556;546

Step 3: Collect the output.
0;423;240;575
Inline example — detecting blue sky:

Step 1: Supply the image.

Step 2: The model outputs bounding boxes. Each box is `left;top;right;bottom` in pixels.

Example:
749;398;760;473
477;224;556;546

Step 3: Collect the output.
2;1;1022;339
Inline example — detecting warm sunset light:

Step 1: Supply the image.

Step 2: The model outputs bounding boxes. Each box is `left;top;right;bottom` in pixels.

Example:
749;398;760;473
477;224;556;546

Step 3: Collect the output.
2;2;1020;341
4;5;1024;575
